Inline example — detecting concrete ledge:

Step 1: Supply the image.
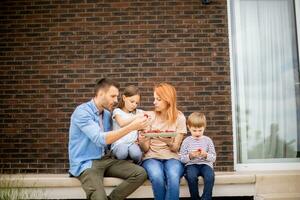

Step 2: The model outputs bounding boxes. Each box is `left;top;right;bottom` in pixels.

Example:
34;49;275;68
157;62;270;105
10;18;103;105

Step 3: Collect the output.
1;171;299;199
0;172;256;199
0;172;256;187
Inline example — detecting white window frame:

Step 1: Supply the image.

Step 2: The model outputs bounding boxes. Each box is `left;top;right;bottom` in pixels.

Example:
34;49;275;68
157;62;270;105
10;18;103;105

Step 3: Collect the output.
227;0;300;171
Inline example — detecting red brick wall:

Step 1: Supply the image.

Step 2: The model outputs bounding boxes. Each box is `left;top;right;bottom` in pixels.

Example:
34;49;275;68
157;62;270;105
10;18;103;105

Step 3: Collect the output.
0;0;232;173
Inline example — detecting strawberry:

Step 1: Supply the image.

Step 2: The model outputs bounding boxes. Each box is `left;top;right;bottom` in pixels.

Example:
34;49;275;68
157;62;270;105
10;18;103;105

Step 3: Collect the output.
165;130;174;133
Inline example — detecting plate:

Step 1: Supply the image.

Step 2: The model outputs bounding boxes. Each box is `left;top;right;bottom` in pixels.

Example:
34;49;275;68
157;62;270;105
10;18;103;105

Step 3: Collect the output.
143;131;177;138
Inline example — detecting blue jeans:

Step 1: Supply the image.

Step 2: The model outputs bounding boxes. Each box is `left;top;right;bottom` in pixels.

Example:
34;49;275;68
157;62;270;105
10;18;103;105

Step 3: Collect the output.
184;164;215;200
142;158;184;200
112;143;142;164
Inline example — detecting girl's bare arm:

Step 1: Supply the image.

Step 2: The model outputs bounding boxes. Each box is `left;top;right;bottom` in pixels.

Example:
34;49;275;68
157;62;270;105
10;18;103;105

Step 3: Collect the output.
114;113;144;127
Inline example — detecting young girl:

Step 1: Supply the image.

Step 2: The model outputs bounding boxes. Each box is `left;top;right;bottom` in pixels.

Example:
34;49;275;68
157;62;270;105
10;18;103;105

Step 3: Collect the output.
111;85;144;164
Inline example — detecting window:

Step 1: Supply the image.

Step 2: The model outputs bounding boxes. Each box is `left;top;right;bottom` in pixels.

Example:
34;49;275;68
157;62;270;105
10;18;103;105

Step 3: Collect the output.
229;0;300;170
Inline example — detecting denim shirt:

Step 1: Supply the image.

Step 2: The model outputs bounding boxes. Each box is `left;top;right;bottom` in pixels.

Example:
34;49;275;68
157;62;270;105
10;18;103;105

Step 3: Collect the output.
68;99;111;177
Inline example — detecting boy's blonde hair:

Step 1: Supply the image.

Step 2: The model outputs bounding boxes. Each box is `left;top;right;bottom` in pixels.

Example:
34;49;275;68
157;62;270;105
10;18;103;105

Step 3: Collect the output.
187;112;206;128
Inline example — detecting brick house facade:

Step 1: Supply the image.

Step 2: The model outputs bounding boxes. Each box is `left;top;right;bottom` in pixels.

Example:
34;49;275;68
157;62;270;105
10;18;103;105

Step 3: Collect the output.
0;0;233;173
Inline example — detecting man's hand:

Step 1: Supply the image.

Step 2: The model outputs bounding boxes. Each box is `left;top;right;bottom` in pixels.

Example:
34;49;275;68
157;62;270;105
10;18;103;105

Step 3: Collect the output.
129;115;149;131
105;116;150;145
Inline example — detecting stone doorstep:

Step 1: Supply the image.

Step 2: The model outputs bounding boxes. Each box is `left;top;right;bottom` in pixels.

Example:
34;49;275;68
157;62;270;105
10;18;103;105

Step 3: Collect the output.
254;171;300;200
255;193;300;200
0;171;256;188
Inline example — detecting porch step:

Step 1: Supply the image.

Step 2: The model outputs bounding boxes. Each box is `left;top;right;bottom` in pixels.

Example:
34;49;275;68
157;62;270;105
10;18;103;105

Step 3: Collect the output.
255;171;300;195
254;171;300;200
255;193;300;200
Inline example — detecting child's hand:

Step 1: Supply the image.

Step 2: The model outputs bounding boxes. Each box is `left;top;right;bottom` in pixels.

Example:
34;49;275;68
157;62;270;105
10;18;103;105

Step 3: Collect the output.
189;148;208;159
189;150;201;159
135;113;145;119
135;113;152;124
130;116;149;131
143;111;152;121
199;149;208;158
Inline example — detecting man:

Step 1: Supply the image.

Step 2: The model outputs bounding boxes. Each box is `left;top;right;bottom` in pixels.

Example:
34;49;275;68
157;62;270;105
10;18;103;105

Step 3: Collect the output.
69;78;149;200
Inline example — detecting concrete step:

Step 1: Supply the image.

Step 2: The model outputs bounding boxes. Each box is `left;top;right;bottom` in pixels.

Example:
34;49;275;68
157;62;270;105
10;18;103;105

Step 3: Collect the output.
255;193;300;200
255;171;300;195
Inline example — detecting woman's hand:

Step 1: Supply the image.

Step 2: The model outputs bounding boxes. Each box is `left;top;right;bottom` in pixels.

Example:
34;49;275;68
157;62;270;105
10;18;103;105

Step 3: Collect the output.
138;131;149;142
157;136;174;147
138;131;150;152
157;134;183;153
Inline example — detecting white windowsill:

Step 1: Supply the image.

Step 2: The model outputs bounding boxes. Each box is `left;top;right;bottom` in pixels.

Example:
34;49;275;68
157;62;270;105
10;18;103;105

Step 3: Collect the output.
235;163;300;171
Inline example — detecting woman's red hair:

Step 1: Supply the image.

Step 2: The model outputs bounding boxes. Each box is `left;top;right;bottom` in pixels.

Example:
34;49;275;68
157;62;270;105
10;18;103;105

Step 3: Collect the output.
154;83;178;124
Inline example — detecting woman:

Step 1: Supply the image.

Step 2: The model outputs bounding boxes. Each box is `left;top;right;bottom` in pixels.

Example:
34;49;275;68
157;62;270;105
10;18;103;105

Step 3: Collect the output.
139;83;187;200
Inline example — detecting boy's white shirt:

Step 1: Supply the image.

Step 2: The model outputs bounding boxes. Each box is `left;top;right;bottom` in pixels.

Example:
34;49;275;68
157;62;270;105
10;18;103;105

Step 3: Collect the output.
111;108;144;149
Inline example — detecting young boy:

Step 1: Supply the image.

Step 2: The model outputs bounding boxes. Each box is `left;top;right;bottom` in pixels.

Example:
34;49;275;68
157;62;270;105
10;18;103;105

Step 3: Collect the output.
179;112;216;200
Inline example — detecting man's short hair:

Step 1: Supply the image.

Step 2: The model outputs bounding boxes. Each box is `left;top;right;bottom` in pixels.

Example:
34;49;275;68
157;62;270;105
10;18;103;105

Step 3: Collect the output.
94;78;120;95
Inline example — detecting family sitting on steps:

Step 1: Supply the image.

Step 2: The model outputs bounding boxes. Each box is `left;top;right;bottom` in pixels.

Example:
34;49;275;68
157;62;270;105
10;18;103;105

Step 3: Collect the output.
68;78;216;200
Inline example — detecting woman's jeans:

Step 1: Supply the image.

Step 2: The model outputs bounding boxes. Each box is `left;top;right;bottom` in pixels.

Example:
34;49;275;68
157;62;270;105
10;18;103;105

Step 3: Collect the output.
142;158;184;200
184;164;215;200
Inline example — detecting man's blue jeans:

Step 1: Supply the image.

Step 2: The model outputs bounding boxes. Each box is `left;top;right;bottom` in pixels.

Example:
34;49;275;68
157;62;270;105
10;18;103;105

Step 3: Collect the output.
142;158;184;200
184;164;215;200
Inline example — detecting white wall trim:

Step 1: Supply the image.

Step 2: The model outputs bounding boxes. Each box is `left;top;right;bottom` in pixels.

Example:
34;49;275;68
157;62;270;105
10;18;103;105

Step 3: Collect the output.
227;0;239;171
236;163;300;171
227;0;300;171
